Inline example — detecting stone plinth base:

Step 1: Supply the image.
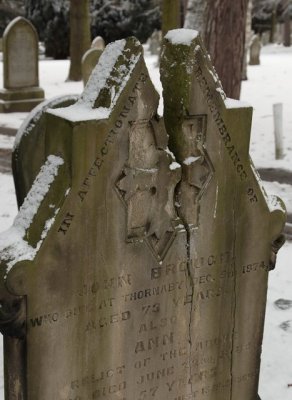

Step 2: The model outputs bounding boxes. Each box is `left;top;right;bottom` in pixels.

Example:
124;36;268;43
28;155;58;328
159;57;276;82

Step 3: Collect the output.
0;87;45;112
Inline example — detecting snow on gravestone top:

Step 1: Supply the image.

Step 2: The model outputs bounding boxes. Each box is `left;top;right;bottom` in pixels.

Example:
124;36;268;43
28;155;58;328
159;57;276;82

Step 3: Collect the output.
161;28;286;400
0;36;192;400
12;94;79;208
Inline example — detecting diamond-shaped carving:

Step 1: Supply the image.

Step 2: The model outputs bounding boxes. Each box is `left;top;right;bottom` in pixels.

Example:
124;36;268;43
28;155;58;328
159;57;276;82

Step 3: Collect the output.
116;119;181;261
177;116;214;226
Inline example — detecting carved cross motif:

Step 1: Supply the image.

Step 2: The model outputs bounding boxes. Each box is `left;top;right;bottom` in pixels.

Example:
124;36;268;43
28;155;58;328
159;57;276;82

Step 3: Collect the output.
116;119;181;260
177;116;214;226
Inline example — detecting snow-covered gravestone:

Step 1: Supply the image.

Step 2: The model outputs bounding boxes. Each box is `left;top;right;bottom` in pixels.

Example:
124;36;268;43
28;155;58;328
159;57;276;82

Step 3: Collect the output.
0;17;45;113
0;31;286;400
160;29;286;399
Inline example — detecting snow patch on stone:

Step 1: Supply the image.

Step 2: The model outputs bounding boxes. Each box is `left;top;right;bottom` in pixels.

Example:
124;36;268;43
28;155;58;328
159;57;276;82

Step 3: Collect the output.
169;161;180;170
0;155;64;271
183;156;201;165
14;95;79;151
165;29;199;46
225;97;251;109
48;39;142;122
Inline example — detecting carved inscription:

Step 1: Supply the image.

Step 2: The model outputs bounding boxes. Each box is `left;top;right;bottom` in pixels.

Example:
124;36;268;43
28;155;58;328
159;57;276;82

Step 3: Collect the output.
42;250;267;399
193;49;259;203
58;72;149;235
58;212;74;234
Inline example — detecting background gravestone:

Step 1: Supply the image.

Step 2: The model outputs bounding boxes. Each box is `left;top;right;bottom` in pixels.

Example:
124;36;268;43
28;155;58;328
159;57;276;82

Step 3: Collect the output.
0;31;286;400
148;30;162;55
81;48;103;86
91;35;105;50
249;34;261;65
12;94;79;208
261;31;270;46
0;17;45;113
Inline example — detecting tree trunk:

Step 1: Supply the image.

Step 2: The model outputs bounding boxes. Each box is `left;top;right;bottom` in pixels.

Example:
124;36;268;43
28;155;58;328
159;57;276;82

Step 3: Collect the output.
182;0;189;21
204;0;249;99
68;0;91;81
283;11;291;47
183;0;248;99
242;0;253;81
184;0;207;34
270;8;276;43
162;0;181;36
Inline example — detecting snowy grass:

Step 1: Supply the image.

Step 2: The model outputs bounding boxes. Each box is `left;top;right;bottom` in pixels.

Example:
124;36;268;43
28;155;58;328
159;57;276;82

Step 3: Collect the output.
0;44;291;399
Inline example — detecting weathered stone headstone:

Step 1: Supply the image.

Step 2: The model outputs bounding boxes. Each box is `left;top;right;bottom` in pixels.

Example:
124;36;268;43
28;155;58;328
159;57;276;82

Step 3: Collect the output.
261;31;270;46
161;28;286;399
12;94;79;207
81;48;103;85
91;35;105;50
148;30;162;55
249;34;261;65
0;31;286;400
0;17;45;113
276;23;283;44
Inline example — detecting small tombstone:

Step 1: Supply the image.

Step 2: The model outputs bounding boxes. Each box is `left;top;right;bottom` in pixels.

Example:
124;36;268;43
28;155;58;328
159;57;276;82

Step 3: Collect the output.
261;31;270;46
12;94;79;207
0;17;45;113
148;30;162;55
276;23;283;44
81;48;103;85
91;35;105;50
249;34;261;65
273;103;284;160
0;31;286;400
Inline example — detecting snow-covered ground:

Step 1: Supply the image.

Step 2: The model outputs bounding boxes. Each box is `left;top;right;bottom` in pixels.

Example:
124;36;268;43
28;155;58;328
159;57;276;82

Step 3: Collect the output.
0;44;291;399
